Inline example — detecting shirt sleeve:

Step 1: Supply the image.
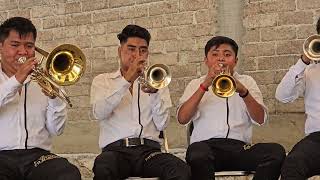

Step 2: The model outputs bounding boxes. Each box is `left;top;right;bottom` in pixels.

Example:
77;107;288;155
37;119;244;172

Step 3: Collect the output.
0;76;23;107
150;87;172;131
176;79;201;124
275;59;307;103
90;74;131;120
45;97;67;136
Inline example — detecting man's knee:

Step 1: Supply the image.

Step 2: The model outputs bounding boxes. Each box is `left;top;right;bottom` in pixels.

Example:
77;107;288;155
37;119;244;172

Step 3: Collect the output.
268;143;286;163
155;153;191;180
93;152;119;180
282;152;307;172
281;152;310;179
28;158;81;180
260;143;286;165
186;142;213;165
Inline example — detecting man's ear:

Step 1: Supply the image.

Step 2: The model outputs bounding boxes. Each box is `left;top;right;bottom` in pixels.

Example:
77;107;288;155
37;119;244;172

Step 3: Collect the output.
235;57;238;65
0;42;3;54
204;56;208;65
118;46;121;59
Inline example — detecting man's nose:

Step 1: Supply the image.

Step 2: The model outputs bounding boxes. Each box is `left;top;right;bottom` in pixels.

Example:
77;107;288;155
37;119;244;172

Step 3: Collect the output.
218;55;225;61
18;45;28;55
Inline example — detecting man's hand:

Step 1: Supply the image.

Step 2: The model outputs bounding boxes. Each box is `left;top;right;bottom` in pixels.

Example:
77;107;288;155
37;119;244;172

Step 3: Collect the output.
301;54;311;65
123;59;146;83
141;84;158;93
15;57;38;84
202;63;224;90
37;78;58;99
41;89;57;99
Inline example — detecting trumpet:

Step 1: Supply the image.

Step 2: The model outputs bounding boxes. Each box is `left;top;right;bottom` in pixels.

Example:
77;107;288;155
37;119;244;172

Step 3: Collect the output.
303;34;320;61
138;63;171;90
18;44;86;107
211;63;236;98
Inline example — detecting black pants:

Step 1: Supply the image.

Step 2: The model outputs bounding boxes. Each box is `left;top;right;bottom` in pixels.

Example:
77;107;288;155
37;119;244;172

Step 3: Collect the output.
186;138;286;180
93;145;191;180
281;131;320;180
0;148;81;180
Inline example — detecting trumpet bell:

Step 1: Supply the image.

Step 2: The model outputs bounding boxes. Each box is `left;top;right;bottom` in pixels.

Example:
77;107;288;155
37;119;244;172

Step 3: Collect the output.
145;64;171;89
32;44;86;107
303;34;320;61
45;44;86;86
212;74;236;98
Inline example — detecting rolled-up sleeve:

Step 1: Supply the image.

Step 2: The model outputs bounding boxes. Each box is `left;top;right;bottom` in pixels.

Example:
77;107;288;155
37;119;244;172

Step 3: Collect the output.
90;74;130;120
151;87;172;131
275;59;306;103
176;79;201;124
0;76;22;108
46;97;67;136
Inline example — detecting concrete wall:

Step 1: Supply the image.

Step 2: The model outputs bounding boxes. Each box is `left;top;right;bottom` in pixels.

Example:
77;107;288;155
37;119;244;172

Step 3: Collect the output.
0;0;319;153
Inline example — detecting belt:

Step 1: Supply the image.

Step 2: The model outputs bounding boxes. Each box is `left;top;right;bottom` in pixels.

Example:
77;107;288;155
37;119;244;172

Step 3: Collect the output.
105;138;161;150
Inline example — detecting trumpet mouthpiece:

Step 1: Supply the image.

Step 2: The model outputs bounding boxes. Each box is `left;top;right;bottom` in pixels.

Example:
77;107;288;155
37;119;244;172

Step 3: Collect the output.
18;57;27;63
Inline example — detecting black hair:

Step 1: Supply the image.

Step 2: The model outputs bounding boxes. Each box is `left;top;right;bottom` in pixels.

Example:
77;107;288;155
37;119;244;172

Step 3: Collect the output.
0;17;37;43
205;36;239;57
317;17;320;34
117;24;151;45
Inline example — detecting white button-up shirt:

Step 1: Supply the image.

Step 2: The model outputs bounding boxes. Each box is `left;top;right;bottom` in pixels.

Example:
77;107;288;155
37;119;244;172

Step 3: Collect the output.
90;70;172;149
177;72;268;144
0;67;67;151
276;59;320;135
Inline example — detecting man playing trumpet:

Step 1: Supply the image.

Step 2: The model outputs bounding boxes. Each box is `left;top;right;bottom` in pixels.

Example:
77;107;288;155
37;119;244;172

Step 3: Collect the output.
276;17;320;180
177;36;285;180
0;17;81;180
90;24;191;180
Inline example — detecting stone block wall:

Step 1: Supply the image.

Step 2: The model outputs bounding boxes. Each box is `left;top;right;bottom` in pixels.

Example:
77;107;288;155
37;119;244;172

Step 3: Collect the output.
0;0;218;153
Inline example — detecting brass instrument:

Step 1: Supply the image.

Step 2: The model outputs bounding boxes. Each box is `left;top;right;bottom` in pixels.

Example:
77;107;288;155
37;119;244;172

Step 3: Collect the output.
18;44;86;107
139;64;171;89
303;34;320;61
211;63;236;98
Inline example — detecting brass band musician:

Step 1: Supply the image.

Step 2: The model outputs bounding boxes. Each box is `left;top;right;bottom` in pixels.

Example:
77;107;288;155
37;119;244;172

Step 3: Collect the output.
276;17;320;180
177;35;286;180
0;17;81;180
90;24;191;180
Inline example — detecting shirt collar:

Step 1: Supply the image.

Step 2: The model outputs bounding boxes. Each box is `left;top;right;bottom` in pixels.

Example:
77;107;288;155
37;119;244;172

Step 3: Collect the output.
233;71;240;78
109;69;122;79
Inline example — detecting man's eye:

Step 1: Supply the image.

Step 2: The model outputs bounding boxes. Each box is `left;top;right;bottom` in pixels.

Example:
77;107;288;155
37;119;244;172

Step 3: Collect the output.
11;44;19;47
140;49;148;53
225;54;231;57
26;45;34;49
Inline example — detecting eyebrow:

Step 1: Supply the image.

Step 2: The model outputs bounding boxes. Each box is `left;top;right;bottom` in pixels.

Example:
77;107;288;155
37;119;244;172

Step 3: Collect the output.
211;49;232;53
10;40;20;44
127;45;136;48
10;40;35;45
127;44;148;49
